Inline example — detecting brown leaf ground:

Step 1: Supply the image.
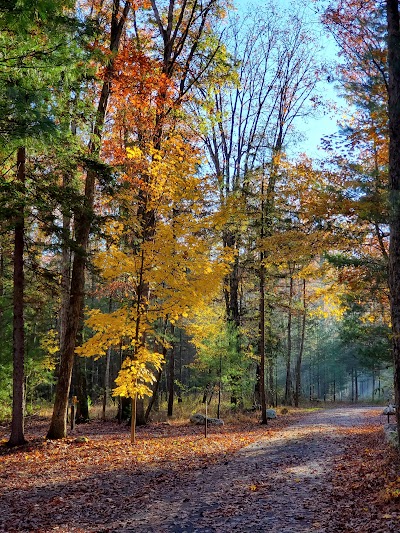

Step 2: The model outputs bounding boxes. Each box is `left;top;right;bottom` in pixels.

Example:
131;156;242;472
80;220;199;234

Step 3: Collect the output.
0;407;399;532
323;423;400;532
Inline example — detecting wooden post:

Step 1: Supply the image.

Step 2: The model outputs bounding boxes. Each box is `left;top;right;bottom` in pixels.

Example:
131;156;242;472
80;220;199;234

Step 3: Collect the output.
131;392;137;444
204;396;208;438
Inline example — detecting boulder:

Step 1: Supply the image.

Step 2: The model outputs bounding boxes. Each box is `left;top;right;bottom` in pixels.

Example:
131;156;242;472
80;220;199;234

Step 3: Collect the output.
190;413;224;426
383;404;396;415
384;424;399;449
266;409;277;419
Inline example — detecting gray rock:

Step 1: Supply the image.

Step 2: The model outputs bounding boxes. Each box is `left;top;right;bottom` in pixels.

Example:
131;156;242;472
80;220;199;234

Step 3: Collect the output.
190;413;224;426
384;424;399;448
383;404;396;415
266;409;277;419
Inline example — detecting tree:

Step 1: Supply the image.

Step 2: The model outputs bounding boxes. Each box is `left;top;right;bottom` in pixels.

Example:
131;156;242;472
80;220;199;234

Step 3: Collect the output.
386;0;400;439
76;0;231;435
0;0;87;446
322;1;389;267
77;134;231;441
323;1;399;415
8;147;26;446
47;0;131;440
197;4;321;420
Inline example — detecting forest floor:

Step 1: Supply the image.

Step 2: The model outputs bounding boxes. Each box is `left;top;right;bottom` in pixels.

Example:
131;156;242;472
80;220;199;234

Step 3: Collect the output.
0;406;399;532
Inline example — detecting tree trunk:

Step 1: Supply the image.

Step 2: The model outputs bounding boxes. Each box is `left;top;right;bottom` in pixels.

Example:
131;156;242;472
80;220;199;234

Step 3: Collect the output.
8;147;27;447
167;325;175;417
178;329;183;402
102;297;113;419
47;1;131;440
59;183;71;362
118;396;131;422
268;357;275;407
386;0;400;444
294;279;306;407
284;273;294;406
74;312;89;423
217;352;222;419
259;173;267;424
136;398;146;426
223;230;240;326
102;346;111;420
145;368;162;421
131;394;136;444
254;363;261;406
351;367;354;402
0;248;4;327
74;355;89;422
354;367;358;403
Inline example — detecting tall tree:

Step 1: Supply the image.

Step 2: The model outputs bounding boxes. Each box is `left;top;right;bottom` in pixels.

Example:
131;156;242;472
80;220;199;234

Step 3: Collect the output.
47;0;131;439
197;4;321;418
76;0;230;436
386;0;400;439
0;0;86;446
8;147;26;446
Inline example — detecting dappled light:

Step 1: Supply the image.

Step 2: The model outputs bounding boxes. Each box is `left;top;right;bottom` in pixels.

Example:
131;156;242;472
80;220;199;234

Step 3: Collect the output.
1;0;400;531
1;407;399;531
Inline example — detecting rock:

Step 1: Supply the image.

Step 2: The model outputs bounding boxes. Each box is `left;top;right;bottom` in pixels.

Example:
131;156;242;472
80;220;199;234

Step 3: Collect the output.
384;424;399;448
74;436;89;443
266;409;277;419
189;413;224;426
383;404;396;415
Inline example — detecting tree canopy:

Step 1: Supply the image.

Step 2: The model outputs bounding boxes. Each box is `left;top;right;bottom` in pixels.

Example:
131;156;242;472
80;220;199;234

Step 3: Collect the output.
0;0;398;446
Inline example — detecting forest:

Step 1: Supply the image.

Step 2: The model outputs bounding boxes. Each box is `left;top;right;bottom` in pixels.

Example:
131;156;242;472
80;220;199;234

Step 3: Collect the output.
1;0;399;451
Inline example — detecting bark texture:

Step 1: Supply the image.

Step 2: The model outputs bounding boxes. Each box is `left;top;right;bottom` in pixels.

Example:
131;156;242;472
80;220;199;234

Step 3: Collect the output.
8;147;27;447
386;0;400;441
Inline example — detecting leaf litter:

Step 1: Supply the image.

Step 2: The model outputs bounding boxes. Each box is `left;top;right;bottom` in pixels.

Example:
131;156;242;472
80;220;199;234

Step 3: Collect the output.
0;407;398;532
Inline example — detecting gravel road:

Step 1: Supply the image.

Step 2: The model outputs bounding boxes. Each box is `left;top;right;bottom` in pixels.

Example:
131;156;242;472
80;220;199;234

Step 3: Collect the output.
102;406;380;533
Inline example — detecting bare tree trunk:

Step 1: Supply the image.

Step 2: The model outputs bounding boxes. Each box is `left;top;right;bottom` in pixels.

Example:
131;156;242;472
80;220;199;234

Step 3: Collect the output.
254;363;261;406
284;272;294;406
167;325;175;417
386;0;400;444
59;210;71;357
259;174;267;425
351;367;354;403
145;369;162;421
102;347;111;420
354;367;358;403
74;311;89;422
102;297;113;419
131;394;137;444
47;1;131;439
294;279;306;407
217;352;222;419
178;330;183;402
136;398;146;426
74;355;89;422
268;357;275;407
0;248;4;337
8;147;27;447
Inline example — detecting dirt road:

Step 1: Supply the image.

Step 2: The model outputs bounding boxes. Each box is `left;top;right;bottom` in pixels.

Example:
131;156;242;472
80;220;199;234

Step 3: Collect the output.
103;406;380;533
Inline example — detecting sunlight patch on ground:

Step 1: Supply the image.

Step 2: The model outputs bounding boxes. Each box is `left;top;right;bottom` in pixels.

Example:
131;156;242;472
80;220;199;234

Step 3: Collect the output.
284;460;326;478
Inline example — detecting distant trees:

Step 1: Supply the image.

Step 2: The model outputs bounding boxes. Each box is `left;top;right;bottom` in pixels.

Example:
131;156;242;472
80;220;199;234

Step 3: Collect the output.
323;0;399;414
196;3;322;418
